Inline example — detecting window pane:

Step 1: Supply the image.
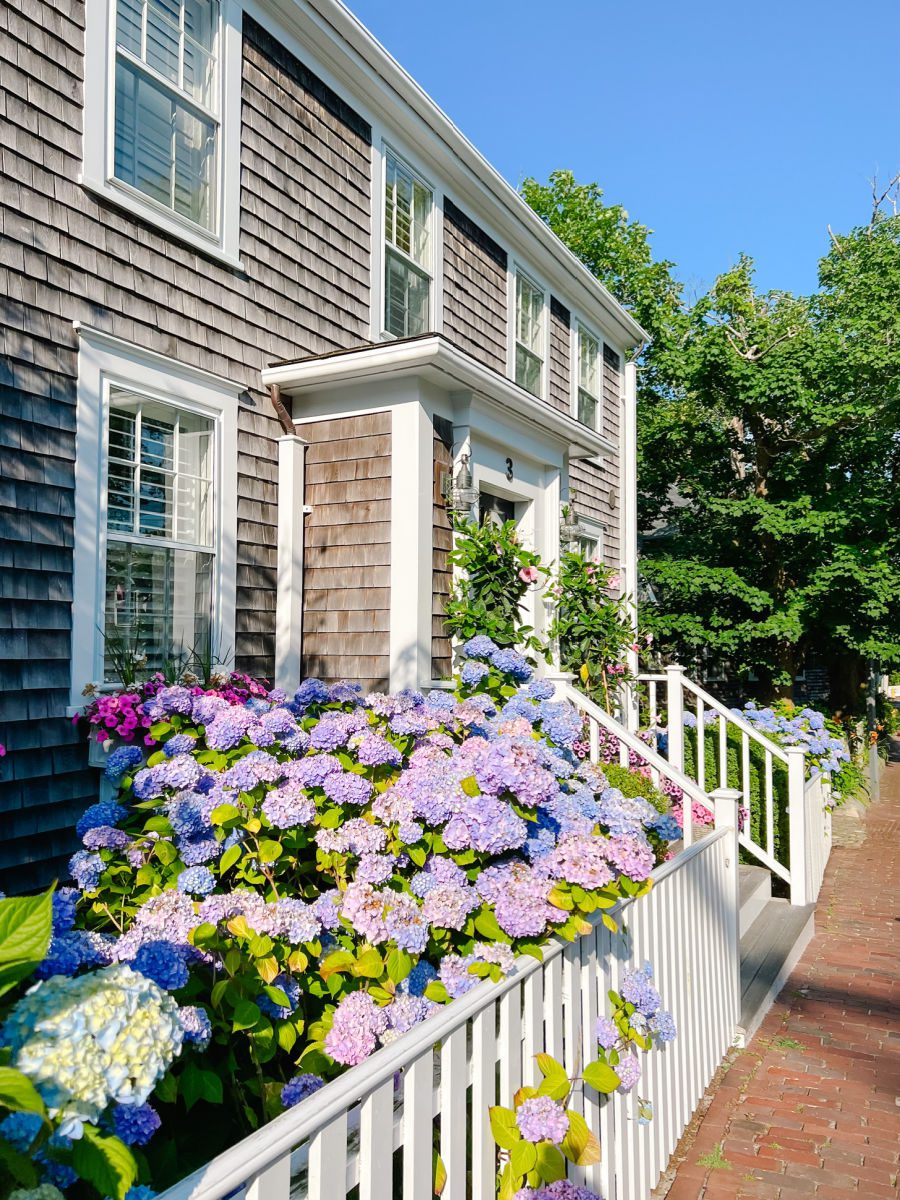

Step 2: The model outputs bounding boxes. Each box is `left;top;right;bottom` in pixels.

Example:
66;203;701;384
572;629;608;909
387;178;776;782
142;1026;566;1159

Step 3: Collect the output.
516;274;543;356
183;0;217;53
116;0;143;55
385;249;429;338
516;345;542;397
173;101;215;226
145;0;181;86
384;154;431;269
578;389;598;429
579;330;599;397
104;541;212;678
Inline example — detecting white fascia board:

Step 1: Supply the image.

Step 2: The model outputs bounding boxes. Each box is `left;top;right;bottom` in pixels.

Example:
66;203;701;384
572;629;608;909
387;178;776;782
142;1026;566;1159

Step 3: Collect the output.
260;338;615;460
256;0;647;351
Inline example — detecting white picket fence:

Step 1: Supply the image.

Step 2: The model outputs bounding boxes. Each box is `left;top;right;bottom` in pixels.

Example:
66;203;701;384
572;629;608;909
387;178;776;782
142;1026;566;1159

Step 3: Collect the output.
635;668;831;906
158;821;740;1200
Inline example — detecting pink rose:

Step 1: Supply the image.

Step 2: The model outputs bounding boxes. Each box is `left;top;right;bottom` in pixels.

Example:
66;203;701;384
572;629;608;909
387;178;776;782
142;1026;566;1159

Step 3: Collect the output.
519;566;539;584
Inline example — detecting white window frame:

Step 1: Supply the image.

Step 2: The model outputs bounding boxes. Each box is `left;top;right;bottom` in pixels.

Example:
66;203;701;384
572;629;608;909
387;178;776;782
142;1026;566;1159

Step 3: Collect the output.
572;321;603;435
377;142;437;341
510;265;547;399
70;325;239;709
573;514;606;563
82;0;243;268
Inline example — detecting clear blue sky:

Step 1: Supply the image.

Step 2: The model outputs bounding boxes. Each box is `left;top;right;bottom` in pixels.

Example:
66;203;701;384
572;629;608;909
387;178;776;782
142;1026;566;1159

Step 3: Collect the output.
348;0;900;299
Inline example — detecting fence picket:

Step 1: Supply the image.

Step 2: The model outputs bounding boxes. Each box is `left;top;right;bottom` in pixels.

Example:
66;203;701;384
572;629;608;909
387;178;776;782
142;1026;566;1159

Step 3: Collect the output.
359;1080;395;1200
471;1006;497;1200
440;1027;468;1200
307;1110;348;1200
402;1052;434;1198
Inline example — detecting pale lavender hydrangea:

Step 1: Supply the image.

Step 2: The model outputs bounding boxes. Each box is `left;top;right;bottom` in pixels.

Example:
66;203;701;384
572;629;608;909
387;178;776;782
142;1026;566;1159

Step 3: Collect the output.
274;899;321;944
284;755;343;787
325;992;388;1065
546;834;615;890
205;707;254;750
615;1052;642;1092
438;954;478;999
356;853;396;885
309;711;368;751
422;881;478;931
313;889;342;930
515;1096;569;1144
82;825;131;852
322;771;373;807
595;1016;619;1050
69;850;104;891
621;963;661;1017
380;993;434;1044
341;882;388;944
651;1010;676;1042
261;782;316;829
477;861;562;939
384;892;429;954
177;866;216;896
410;857;469;897
178;1006;212;1049
353;732;403;766
603;835;655;882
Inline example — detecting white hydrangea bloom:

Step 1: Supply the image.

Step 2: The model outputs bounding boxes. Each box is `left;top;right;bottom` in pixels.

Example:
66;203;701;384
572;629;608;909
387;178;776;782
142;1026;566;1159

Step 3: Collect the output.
4;964;184;1138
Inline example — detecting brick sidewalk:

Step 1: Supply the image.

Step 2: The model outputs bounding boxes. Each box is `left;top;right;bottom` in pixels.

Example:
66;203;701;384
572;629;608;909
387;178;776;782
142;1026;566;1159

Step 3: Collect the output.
657;762;900;1200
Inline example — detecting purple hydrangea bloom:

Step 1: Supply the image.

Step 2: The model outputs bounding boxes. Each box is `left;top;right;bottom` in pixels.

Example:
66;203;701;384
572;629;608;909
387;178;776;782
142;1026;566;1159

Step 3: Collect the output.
163;734;196;757
112;1102;161;1146
341;882;388;943
258;974;301;1020
105;744;144;780
442;796;528;855
409;857;469;896
356;853;396;885
177;866;216;896
353;732;403;767
179;1005;213;1049
69;850;104;891
282;1074;324;1108
179;834;223;866
425;689;455;711
384;892;429;954
463;635;498;659
261;783;316;830
515;1096;570;1144
603;834;655;882
325;992;388;1066
477;861;563;939
285;755;343;787
438;953;478;999
82;825;131;851
460;660;490;686
294;679;331;708
160;754;202;791
76;801;127;840
310;710;368;751
192;694;230;725
595;1016;619;1050
313;889;342;930
621;963;661;1018
206;707;255;750
514;1183;601;1200
546;835;615;890
381;993;434;1043
274;898;321;944
158;686;194;714
132;766;165;801
322;771;373;807
525;679;556;701
422;881;478;931
651;1010;676;1043
132;940;189;990
615;1051;642;1092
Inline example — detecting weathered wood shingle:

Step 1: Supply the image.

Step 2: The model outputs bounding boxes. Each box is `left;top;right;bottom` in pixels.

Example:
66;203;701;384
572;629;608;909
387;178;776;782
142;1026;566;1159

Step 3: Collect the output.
0;9;372;888
442;200;508;371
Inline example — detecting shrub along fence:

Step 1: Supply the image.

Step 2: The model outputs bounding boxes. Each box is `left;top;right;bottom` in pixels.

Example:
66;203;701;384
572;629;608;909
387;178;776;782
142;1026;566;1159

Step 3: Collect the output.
157;821;741;1200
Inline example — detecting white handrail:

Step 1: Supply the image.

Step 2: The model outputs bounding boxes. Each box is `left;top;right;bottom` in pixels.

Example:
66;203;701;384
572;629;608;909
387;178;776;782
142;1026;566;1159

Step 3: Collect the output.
561;684;715;821
658;674;791;766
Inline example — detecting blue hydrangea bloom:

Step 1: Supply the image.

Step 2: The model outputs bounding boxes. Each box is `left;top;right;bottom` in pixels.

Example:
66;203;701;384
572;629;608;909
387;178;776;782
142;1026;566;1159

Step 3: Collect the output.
132;941;189;991
75;801;127;839
69;850;104;891
163;734;196;757
651;1010;677;1042
281;1073;324;1108
105;744;144;781
112;1102;161;1146
0;1110;42;1151
52;887;79;934
294;679;331;708
177;866;216;896
178;1005;213;1049
460;660;490;686
258;974;301;1020
463;635;498;659
489;648;533;681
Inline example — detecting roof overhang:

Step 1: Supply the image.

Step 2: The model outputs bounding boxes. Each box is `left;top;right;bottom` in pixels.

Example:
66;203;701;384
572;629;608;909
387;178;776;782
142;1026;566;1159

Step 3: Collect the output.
261;336;617;460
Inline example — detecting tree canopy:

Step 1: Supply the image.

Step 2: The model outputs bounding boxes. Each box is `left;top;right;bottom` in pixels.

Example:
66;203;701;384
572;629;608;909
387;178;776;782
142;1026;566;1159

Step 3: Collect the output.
521;170;900;703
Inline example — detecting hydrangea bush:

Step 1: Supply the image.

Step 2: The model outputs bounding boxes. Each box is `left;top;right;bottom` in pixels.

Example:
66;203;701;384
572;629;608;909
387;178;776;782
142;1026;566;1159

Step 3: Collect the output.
490;962;675;1199
48;642;680;1191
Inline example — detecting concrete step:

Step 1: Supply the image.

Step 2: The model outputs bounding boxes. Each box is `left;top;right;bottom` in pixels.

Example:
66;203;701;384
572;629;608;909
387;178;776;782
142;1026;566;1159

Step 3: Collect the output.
737;898;815;1045
739;864;772;938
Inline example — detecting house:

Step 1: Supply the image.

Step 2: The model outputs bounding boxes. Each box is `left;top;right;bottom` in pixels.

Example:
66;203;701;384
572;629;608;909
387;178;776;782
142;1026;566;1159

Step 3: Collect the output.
0;0;645;891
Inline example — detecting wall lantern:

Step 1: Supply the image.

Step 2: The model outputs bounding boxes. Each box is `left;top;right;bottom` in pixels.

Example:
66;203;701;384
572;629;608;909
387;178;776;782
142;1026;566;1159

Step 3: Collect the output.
559;496;583;548
444;453;479;515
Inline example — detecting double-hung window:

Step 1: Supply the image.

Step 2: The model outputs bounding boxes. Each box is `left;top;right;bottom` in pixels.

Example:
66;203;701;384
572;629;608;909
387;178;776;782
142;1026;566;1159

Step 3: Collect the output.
515;271;544;397
576;325;601;430
384;151;433;338
71;329;239;705
83;0;240;262
104;392;215;678
114;0;219;230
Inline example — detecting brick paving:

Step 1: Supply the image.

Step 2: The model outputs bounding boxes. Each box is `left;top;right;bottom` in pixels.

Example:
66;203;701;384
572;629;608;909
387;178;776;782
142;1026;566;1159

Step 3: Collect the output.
656;758;900;1199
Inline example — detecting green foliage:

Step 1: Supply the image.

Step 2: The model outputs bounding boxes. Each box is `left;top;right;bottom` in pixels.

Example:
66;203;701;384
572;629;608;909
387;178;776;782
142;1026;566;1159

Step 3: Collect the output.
0;890;52;1000
523;170;900;700
601;763;668;815
444;514;545;652
546;550;636;709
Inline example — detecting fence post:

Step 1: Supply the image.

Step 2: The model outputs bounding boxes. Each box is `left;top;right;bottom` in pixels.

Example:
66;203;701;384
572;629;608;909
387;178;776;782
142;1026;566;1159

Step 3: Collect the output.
712;786;743;1033
665;664;685;774
785;747;809;906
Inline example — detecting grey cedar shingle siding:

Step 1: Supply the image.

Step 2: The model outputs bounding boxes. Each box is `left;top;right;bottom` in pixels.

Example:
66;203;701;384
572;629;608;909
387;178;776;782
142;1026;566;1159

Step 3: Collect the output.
442;199;508;371
569;343;622;569
548;296;571;415
301;413;392;692
0;6;371;890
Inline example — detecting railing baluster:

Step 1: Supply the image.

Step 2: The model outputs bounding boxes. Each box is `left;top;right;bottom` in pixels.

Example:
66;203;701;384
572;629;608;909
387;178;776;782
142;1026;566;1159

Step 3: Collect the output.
359;1080;395;1200
402;1052;433;1198
498;987;522;1102
246;1153;290;1200
522;969;544;1085
696;697;705;791
649;679;658;744
741;731;751;824
765;749;775;858
589;716;599;764
544;953;563;1062
718;714;728;790
440;1027;467;1200
471;1008;496;1200
308;1111;348;1200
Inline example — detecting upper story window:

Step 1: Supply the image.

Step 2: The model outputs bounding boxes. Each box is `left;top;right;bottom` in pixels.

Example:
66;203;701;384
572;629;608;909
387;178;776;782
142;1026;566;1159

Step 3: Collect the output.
114;0;219;230
384;150;433;338
82;0;241;265
515;271;544;397
576;325;601;430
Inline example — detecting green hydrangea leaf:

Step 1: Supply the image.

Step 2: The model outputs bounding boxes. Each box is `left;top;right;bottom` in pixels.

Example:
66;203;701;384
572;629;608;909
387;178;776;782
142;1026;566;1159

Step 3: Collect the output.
71;1126;137;1200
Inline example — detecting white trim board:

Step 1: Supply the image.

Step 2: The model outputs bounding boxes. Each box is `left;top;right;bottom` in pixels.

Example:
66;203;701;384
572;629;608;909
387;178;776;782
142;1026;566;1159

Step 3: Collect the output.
70;325;241;707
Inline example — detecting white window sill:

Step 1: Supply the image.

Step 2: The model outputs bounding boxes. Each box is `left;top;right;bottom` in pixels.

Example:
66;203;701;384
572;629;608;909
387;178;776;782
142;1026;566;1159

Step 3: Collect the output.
80;175;245;273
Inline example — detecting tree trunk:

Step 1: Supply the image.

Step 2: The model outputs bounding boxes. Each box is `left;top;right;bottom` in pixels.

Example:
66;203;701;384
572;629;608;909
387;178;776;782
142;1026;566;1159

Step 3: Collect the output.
827;650;866;716
759;641;799;703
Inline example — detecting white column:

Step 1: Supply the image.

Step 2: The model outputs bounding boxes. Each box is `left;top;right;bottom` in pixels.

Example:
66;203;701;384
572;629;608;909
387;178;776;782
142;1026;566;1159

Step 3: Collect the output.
785;746;809;906
665;663;685;774
622;360;640;730
389;399;432;691
274;433;306;693
712;786;743;1032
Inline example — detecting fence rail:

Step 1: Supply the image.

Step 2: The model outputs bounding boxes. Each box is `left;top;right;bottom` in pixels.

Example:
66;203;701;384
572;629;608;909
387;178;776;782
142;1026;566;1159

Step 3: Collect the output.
157;831;741;1200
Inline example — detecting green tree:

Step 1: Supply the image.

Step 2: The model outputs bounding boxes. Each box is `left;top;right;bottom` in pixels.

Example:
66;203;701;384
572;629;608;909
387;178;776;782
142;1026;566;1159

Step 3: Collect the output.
522;171;900;703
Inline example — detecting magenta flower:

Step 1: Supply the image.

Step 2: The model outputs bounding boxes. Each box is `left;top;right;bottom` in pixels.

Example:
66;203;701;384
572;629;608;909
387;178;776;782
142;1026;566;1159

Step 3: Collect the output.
518;565;539;583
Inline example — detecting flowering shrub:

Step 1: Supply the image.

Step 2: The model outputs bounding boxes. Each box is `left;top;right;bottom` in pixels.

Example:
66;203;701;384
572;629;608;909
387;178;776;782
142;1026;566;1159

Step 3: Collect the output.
546;552;640;712
52;642;681;1190
490;961;675;1198
444;515;547;653
0;890;185;1199
738;702;851;784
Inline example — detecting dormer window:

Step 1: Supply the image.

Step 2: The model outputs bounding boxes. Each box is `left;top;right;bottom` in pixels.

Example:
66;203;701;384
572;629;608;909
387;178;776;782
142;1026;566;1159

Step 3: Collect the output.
515;270;544;397
384;150;433;337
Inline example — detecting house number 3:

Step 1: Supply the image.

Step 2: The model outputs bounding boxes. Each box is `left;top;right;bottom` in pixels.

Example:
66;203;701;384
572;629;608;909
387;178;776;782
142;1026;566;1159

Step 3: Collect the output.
505;457;514;480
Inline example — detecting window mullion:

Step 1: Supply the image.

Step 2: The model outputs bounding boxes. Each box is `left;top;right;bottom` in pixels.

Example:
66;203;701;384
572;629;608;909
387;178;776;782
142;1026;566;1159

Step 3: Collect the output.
133;407;142;538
